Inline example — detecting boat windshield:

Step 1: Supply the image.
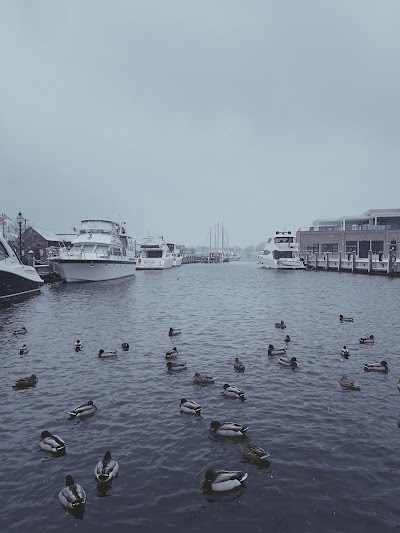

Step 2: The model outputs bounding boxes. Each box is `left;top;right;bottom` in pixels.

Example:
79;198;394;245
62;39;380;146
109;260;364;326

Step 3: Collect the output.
70;245;82;253
273;250;294;259
274;237;294;243
96;245;109;256
143;250;163;258
82;245;95;253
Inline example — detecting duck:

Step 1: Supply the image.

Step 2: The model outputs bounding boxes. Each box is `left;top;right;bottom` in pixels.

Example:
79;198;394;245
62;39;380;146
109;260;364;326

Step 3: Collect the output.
275;321;286;329
59;475;86;512
209;421;248;437
166;361;188;371
364;361;389;373
359;335;374;344
180;398;201;414
268;344;287;356
68;400;97;419
339;315;354;322
74;340;82;352
165;347;178;358
284;335;291;342
121;343;129;351
397;379;400;392
202;470;248;493
234;357;245;372
12;374;37;389
19;344;29;355
98;349;117;358
12;326;27;335
278;356;297;368
169;327;182;337
94;451;119;483
193;372;214;384
239;442;270;463
341;346;350;357
340;376;361;391
222;384;246;400
39;431;66;454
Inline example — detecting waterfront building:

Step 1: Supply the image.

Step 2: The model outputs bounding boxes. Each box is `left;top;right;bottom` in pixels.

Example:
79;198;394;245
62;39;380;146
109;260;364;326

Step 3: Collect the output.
297;208;400;259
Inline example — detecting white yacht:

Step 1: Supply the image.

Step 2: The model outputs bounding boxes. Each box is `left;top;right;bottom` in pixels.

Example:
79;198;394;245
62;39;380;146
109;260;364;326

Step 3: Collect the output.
258;231;305;270
167;243;183;267
0;236;44;299
136;236;174;270
51;219;136;282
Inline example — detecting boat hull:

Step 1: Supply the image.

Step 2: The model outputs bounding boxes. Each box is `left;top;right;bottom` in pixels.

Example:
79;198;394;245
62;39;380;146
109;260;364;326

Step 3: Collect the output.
0;265;44;299
55;260;136;282
136;257;174;270
258;257;305;270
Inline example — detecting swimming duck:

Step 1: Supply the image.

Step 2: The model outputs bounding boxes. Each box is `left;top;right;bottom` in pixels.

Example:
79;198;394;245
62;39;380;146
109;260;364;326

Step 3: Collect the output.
209;421;248;437
98;349;117;358
364;361;389;373
193;372;214;384
239;442;270;463
74;340;82;352
180;398;201;414
278;356;297;368
68;400;97;419
94;451;119;483
340;376;361;391
59;475;86;512
121;342;129;351
169;327;182;337
275;321;286;329
284;335;291;342
268;344;287;356
12;326;27;335
166;361;188;371
165;347;178;358
19;344;29;355
341;346;350;357
359;335;374;344
234;357;245;372
222;384;246;400
397;379;400;392
12;374;37;389
202;470;248;493
39;431;66;454
339;315;354;322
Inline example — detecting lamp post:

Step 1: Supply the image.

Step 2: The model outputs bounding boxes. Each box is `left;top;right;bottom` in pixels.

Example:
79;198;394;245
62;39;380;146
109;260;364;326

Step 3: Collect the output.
17;211;24;261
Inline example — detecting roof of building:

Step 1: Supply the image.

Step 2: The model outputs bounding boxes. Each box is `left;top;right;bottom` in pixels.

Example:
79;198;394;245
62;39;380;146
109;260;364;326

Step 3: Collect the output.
312;208;400;226
31;227;63;242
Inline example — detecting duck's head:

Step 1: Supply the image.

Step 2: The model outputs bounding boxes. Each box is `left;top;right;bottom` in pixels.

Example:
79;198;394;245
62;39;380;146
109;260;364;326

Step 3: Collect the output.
381;361;388;367
65;475;75;487
166;362;173;369
204;469;217;482
268;344;274;349
180;398;187;405
343;346;347;349
173;347;177;352
339;315;343;319
223;384;230;390
235;357;239;362
370;335;374;340
98;349;104;357
210;421;221;431
76;340;81;344
291;357;297;362
31;375;37;379
40;430;51;439
87;400;94;406
103;450;112;462
169;328;173;334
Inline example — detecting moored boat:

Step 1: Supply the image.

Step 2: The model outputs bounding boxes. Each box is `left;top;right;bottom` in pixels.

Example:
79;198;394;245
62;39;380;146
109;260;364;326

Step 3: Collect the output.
136;236;174;270
258;231;305;270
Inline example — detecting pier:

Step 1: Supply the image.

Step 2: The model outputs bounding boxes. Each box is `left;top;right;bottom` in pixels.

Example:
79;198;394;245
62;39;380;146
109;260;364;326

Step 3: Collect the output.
304;251;399;275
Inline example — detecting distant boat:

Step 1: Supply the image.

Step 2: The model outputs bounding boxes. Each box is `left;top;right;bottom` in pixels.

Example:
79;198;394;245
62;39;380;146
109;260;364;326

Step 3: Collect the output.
258;231;305;270
136;236;174;270
166;242;183;267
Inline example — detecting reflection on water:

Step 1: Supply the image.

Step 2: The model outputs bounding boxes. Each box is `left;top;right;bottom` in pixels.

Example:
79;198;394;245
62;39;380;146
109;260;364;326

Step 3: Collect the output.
2;260;400;532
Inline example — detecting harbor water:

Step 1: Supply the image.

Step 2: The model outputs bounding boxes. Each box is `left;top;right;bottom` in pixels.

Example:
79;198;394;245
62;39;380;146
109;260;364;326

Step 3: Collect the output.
1;259;400;532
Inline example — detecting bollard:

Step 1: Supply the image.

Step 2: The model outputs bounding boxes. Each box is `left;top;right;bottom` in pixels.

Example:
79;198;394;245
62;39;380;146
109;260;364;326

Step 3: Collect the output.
352;252;356;272
338;251;342;271
368;250;372;274
315;253;318;270
27;250;35;267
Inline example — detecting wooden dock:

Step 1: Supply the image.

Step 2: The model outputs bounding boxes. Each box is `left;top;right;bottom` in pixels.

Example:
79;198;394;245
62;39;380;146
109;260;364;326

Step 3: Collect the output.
304;251;399;276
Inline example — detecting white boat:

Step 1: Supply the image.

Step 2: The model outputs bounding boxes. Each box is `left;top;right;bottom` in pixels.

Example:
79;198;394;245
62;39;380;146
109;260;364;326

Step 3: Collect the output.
0;236;44;299
167;243;183;267
258;231;305;269
136;236;174;270
51;219;136;282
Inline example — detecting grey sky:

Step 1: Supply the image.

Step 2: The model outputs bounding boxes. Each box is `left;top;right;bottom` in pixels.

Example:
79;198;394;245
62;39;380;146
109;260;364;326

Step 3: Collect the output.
1;1;399;247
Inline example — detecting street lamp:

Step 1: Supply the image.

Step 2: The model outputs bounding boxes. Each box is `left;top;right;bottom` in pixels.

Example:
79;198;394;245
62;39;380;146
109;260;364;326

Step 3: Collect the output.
17;211;24;261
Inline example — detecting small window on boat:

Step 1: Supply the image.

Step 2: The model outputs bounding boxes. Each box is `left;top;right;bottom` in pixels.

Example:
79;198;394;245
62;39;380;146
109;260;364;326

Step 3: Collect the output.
273;250;294;259
82;245;95;253
96;246;109;255
263;250;270;255
71;245;82;252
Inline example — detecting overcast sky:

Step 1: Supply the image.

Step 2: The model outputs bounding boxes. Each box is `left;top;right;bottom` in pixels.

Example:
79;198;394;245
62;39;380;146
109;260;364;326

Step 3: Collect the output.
1;1;400;247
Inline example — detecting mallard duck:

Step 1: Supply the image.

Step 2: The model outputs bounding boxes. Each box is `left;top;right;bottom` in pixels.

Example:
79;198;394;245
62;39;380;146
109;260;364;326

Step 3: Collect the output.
239;442;270;463
59;475;86;511
268;344;287;356
193;372;214;384
98;349;117;358
19;344;29;355
166;361;188;371
284;335;291;342
74;340;82;352
12;374;37;389
169;327;182;337
165;347;178;358
222;384;246;400
234;357;245;372
180;398;201;414
339;315;354;322
359;335;374;344
341;346;350;357
275;321;286;329
39;431;66;454
12;326;27;335
202;470;248;493
278;356;297;368
364;361;389;373
209;421;248;437
340;376;361;390
121;342;129;351
94;451;119;483
68;400;97;419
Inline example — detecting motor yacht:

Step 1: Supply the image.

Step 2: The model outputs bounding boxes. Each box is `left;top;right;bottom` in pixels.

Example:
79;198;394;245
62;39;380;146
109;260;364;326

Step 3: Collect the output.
167;243;183;267
136;236;174;270
258;231;305;269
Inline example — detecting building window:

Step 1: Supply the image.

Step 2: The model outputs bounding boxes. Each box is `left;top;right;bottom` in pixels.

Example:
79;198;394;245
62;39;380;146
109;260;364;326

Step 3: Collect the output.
371;241;384;254
304;244;319;254
390;240;397;252
322;243;338;253
346;241;357;254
